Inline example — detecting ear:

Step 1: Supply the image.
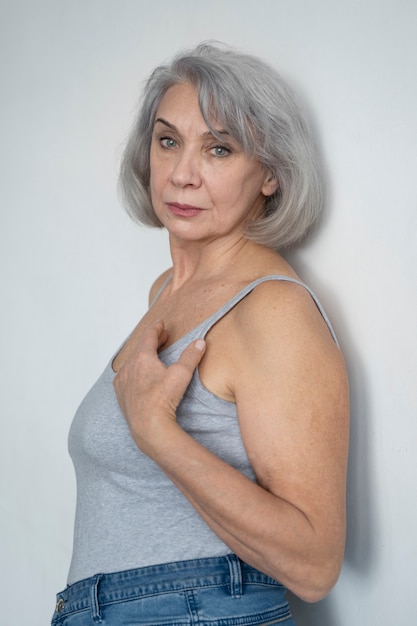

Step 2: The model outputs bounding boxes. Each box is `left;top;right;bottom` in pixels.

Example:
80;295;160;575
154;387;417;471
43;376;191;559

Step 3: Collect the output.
261;173;279;197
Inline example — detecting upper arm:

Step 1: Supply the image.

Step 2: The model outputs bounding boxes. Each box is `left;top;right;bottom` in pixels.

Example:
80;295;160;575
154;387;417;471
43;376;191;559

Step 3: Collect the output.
233;281;349;530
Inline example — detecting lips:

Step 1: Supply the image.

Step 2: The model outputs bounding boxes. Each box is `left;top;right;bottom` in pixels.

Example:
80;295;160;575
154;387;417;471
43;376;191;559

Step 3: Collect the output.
167;203;205;217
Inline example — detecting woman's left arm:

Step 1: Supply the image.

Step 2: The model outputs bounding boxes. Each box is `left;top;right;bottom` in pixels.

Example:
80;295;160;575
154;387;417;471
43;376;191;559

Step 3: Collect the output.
114;284;349;602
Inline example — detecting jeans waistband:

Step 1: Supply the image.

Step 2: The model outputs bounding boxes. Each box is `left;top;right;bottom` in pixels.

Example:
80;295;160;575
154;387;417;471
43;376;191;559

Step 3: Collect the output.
54;554;281;620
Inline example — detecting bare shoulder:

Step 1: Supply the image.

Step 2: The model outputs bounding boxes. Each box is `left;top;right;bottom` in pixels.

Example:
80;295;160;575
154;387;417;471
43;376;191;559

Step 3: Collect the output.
232;277;348;402
234;277;342;359
148;268;173;306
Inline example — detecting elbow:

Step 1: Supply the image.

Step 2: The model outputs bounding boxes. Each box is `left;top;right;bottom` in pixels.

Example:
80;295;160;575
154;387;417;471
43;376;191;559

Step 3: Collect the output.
287;554;343;603
284;522;346;603
293;574;339;604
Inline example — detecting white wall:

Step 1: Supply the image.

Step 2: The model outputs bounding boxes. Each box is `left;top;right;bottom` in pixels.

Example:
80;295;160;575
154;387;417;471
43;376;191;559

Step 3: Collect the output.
1;1;416;624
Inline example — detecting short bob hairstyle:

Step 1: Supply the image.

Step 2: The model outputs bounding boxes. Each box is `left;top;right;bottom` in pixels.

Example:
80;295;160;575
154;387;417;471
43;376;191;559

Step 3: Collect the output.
119;42;323;249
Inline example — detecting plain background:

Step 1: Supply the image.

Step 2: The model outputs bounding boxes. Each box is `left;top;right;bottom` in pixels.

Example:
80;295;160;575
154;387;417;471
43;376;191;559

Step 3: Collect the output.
1;1;416;624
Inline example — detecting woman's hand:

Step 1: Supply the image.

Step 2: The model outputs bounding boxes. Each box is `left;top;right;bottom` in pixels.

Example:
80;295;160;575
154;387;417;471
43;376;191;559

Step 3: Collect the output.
113;320;206;457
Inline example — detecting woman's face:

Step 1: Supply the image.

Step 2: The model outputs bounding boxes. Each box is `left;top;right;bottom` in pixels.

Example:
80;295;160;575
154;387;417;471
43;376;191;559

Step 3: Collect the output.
149;82;277;246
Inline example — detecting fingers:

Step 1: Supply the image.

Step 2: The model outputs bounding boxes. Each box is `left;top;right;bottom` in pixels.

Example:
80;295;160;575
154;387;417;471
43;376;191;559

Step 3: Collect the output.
182;338;206;360
139;320;169;353
161;339;205;411
123;321;205;385
173;338;206;381
114;324;206;438
138;322;205;367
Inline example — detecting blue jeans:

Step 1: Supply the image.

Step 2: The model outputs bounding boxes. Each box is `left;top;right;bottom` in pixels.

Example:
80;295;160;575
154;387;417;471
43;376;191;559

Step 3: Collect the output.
51;554;295;625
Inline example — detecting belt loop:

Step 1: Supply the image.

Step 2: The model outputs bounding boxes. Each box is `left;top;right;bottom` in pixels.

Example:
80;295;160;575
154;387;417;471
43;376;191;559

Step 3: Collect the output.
90;574;103;623
226;554;242;598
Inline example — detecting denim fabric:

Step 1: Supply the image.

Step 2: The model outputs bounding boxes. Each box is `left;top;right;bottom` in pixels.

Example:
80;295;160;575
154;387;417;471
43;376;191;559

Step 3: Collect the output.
51;554;295;625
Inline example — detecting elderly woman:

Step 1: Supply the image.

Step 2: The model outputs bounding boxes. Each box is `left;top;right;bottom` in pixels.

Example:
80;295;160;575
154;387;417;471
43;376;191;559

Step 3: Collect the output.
52;43;349;626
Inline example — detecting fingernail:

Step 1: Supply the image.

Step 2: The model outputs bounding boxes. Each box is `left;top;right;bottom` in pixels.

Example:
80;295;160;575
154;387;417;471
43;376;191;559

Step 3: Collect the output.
195;339;205;351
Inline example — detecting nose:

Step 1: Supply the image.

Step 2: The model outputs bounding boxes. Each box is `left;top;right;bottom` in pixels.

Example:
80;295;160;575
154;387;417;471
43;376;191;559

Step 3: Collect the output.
170;149;202;188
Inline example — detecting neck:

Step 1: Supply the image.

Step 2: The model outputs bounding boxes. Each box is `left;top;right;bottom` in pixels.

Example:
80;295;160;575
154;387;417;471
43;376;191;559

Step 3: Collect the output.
168;233;257;290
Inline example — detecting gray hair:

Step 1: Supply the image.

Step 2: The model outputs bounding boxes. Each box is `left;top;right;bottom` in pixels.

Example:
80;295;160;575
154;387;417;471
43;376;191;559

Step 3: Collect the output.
119;43;323;249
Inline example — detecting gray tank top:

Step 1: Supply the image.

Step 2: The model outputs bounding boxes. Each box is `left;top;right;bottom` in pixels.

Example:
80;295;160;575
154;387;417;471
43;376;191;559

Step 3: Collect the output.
67;275;337;584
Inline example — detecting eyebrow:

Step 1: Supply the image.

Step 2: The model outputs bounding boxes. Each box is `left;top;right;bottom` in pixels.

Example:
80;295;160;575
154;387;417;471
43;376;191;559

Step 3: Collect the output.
154;117;230;138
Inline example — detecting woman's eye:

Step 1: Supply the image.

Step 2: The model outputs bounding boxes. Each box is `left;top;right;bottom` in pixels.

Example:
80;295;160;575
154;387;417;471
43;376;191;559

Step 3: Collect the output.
160;137;177;148
211;145;231;157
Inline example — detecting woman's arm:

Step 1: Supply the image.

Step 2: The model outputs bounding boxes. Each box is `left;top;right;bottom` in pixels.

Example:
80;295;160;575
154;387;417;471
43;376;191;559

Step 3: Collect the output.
113;282;349;602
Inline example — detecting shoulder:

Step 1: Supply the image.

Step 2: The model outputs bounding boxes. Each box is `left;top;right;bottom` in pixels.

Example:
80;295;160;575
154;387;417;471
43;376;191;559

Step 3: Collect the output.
229;276;348;408
235;277;338;353
148;268;173;306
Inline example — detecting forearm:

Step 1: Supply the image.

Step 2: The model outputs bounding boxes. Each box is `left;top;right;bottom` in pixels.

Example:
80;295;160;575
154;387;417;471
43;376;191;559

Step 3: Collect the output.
133;415;342;602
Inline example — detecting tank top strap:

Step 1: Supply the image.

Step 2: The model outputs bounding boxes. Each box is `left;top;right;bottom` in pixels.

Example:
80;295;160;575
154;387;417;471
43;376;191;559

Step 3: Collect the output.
149;274;173;308
198;274;339;346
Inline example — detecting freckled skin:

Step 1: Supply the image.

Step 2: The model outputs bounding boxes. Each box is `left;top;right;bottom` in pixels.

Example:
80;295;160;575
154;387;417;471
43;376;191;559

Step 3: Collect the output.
113;82;349;603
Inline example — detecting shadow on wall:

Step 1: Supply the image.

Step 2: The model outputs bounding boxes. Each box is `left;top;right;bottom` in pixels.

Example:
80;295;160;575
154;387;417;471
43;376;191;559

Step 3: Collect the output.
288;591;338;626
284;246;375;626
